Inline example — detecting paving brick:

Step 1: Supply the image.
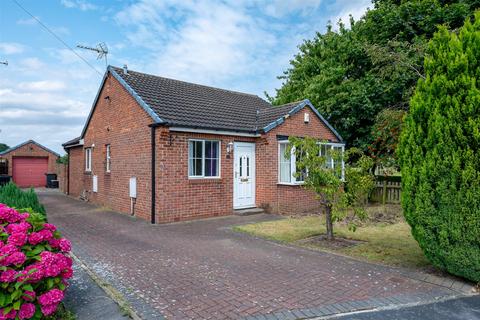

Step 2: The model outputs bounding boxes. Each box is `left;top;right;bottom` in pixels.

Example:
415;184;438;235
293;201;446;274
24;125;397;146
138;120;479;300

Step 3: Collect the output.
40;192;459;320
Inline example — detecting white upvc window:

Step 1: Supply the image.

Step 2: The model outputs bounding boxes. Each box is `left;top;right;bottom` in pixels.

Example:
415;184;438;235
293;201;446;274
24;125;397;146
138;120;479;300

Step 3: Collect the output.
278;140;345;184
106;144;111;173
85;148;92;172
319;142;345;180
188;140;220;178
278;141;306;184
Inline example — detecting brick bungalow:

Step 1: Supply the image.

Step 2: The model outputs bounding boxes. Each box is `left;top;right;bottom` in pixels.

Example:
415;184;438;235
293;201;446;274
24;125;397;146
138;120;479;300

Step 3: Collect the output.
0;140;59;187
63;66;344;223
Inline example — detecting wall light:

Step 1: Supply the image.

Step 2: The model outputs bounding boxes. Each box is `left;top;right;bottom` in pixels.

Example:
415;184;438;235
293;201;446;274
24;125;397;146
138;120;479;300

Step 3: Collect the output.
226;142;234;157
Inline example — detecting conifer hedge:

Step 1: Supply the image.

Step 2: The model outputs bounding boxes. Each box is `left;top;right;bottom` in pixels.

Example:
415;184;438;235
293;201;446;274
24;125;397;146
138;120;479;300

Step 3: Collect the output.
398;14;480;282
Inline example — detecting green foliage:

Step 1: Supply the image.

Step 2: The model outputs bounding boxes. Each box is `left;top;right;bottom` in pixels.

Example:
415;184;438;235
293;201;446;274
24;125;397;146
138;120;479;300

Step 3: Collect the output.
398;13;480;282
273;0;480;149
368;109;406;168
0;182;46;218
0;143;9;153
56;155;68;165
287;137;375;238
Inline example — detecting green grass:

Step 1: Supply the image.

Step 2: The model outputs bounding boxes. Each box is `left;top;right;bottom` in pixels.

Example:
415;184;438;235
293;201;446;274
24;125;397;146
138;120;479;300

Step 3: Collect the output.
234;216;431;269
0;182;46;216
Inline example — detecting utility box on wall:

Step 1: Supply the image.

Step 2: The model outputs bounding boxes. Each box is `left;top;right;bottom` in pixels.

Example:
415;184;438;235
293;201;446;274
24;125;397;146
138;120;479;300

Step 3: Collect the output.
129;177;136;198
92;175;98;193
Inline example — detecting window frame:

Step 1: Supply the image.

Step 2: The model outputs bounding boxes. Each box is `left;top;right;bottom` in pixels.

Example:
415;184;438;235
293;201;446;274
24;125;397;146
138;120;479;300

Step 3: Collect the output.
85;147;92;172
105;144;111;173
278;140;345;185
278;140;305;185
0;159;8;175
319;142;345;181
188;139;221;179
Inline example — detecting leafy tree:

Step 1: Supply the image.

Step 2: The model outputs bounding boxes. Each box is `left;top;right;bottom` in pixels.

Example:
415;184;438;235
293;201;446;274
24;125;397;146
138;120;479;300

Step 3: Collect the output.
56;154;69;164
0;143;9;152
398;14;480;282
368;109;406;170
272;0;480;150
287;137;375;240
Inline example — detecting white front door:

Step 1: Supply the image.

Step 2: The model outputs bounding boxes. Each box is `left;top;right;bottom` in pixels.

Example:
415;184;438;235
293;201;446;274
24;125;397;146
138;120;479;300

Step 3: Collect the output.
233;142;255;209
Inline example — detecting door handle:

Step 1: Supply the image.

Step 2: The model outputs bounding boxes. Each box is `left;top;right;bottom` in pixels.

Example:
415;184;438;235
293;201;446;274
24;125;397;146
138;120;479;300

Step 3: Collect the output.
241;178;248;182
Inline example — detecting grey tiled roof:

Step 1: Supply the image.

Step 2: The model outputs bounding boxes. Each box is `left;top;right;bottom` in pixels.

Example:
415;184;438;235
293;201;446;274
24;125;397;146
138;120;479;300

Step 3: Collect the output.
111;66;276;132
111;67;323;134
70;66;343;146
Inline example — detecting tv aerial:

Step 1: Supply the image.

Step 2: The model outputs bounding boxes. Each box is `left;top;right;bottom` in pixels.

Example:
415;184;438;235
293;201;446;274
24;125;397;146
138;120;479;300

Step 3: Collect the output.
76;42;108;67
0;60;7;66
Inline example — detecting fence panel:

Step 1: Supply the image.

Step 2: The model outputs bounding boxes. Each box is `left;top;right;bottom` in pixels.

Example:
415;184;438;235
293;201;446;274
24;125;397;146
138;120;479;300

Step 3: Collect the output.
371;180;402;204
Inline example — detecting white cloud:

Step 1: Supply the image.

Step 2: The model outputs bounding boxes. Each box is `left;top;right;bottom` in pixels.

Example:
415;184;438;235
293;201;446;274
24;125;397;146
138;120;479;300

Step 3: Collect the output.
329;0;372;29
16;17;38;25
60;0;97;11
262;0;323;18
0;42;26;55
20;58;45;70
18;80;66;92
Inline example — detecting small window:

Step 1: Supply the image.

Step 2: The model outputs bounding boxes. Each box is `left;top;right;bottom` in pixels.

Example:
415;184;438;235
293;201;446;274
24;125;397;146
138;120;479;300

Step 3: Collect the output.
85;148;92;172
188;140;220;178
0;159;8;175
105;145;111;173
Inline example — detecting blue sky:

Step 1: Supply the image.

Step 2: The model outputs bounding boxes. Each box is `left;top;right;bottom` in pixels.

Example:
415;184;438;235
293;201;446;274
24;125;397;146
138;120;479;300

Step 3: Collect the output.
0;0;371;154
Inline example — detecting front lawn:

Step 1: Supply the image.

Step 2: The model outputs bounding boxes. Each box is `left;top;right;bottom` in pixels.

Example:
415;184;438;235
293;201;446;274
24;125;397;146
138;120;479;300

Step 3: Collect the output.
234;210;431;270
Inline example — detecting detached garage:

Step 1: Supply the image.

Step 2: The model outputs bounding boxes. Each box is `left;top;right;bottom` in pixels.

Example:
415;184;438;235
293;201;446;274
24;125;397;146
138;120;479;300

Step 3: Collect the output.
0;140;59;188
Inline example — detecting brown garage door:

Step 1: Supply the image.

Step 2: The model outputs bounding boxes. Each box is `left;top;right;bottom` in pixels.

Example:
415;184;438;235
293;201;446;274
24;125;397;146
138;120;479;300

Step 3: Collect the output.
13;157;48;188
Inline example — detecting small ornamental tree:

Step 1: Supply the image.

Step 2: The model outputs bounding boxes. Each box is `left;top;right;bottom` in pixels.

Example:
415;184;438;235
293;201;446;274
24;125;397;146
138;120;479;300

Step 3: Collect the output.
288;137;375;240
398;14;480;282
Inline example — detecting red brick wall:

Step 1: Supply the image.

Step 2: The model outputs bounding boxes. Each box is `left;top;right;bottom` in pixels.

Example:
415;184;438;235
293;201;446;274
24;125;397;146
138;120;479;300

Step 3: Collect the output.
257;106;340;214
0;141;58;178
155;129;256;223
67;146;84;197
70;74;153;221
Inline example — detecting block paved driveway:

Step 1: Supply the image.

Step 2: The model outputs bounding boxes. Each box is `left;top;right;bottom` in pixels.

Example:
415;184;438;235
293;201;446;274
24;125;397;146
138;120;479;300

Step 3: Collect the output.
39;191;460;320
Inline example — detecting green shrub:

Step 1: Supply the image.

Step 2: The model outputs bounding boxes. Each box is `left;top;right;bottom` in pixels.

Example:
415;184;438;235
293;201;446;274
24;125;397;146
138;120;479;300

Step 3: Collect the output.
398;14;480;282
0;183;46;218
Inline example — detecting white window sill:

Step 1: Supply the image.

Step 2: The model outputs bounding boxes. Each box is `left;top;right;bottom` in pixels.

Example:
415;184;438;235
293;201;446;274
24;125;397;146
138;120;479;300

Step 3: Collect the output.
277;182;305;186
188;176;221;180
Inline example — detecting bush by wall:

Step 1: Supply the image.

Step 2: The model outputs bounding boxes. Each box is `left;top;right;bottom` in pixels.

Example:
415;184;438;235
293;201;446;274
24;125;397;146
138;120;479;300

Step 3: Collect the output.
398;14;480;282
0;183;46;218
0;203;72;319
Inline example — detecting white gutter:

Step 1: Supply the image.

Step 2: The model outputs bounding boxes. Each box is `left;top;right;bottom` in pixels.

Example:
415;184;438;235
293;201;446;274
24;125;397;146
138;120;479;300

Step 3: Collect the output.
169;127;261;137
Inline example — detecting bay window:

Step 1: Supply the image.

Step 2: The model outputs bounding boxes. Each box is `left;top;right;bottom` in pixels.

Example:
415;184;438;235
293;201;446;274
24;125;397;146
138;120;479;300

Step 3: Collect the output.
278;141;345;184
188;140;220;178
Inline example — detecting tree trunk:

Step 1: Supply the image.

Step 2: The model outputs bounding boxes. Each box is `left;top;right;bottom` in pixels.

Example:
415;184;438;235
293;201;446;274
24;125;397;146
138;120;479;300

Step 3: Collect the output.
325;203;334;241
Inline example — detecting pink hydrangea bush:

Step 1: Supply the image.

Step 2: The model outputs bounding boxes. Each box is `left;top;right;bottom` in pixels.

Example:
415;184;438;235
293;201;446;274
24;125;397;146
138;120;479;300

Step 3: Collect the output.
0;204;72;319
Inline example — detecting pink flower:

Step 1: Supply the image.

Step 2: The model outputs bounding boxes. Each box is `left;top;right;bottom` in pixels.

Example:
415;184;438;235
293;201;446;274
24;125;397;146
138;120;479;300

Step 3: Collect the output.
7;232;27;247
28;232;43;245
38;230;53;242
38;289;64;306
58;239;71;252
43;224;56;232
19;264;44;283
22;290;36;302
18;303;35;320
5;222;31;234
0;206;22;223
40;303;58;317
0;269;17;282
6;251;26;266
61;268;73;279
0;244;18;256
48;238;60;249
0;309;17;319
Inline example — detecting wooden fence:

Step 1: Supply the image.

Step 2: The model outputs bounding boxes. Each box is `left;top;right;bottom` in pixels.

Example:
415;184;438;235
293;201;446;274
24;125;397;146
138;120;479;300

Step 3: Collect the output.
370;179;401;204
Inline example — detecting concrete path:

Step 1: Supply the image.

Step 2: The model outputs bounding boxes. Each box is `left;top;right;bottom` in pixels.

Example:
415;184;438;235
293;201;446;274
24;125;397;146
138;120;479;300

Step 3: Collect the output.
39;191;470;320
332;295;480;320
63;263;130;320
